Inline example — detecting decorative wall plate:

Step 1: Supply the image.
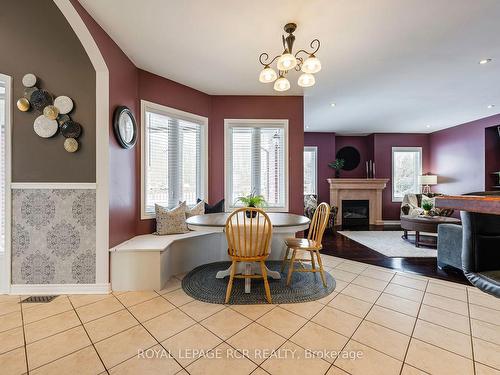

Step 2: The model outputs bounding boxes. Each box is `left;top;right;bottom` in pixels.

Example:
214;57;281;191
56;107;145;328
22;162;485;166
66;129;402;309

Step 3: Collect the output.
64;138;78;153
23;87;37;100
43;105;59;120
113;106;137;149
30;90;52;111
54;96;73;114
22;73;37;88
34;115;58;138
17;98;30;112
60;120;82;138
56;114;71;126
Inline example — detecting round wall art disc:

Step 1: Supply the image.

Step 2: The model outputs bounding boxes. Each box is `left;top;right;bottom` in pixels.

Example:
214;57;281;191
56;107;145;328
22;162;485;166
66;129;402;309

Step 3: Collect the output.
22;73;37;88
64;138;78;153
56;114;71;126
60;120;82;138
17;98;30;112
34;115;58;138
30;90;52;111
23;86;37;100
43;105;59;120
54;96;73;114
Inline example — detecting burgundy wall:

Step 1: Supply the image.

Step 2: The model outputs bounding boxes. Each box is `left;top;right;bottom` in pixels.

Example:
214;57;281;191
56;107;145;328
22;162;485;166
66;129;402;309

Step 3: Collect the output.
136;70;211;235
374;134;431;220
211;96;304;215
335;136;373;178
304;133;335;203
429;114;500;195
71;0;139;248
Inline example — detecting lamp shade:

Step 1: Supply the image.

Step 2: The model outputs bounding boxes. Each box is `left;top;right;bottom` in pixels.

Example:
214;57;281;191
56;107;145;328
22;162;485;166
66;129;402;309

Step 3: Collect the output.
277;53;297;71
274;76;290;91
259;66;277;83
419;175;437;185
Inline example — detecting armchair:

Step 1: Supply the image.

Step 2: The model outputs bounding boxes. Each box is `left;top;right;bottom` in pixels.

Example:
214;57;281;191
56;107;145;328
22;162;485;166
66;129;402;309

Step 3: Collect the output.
461;211;500;298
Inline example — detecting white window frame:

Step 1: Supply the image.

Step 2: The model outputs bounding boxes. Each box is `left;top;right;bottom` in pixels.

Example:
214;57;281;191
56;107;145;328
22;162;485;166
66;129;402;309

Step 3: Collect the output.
304;146;318;195
224;119;289;212
140;100;208;219
0;73;12;293
391;146;422;202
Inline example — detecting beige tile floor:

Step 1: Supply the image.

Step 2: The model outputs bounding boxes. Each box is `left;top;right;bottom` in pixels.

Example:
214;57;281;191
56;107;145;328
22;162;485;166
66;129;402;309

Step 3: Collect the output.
1;255;499;375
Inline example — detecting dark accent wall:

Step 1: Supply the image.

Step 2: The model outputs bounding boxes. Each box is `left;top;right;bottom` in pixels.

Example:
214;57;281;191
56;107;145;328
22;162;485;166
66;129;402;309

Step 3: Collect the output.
1;0;96;182
304;132;335;203
334;136;374;178
430;113;500;195
210;96;304;215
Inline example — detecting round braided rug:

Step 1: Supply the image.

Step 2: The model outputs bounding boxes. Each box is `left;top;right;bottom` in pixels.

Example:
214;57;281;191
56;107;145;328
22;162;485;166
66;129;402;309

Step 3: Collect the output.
182;261;336;305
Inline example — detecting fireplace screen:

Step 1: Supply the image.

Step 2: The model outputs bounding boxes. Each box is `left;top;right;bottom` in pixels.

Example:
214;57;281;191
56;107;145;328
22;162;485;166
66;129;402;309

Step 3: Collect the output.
342;200;369;228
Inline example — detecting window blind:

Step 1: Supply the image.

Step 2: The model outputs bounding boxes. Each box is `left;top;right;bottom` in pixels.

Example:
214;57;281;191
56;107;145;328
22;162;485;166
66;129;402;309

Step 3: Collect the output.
0;82;5;254
144;108;205;214
226;123;287;209
304;147;317;195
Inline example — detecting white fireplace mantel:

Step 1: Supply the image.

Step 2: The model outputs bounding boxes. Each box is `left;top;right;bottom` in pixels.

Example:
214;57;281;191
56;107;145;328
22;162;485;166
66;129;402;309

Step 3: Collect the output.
327;178;389;225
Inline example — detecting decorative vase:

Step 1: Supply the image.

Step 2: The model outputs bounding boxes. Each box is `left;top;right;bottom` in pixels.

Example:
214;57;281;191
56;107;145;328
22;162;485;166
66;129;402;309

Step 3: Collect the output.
335;170;340;178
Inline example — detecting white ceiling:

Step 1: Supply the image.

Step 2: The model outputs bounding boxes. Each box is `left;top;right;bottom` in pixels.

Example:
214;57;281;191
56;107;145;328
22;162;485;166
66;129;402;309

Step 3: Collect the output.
79;0;500;134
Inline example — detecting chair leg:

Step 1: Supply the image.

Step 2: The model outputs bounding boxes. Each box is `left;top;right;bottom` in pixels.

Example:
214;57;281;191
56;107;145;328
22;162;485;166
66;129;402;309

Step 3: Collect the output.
286;249;297;286
225;260;237;304
281;247;290;273
260;261;272;303
315;250;327;287
310;250;316;271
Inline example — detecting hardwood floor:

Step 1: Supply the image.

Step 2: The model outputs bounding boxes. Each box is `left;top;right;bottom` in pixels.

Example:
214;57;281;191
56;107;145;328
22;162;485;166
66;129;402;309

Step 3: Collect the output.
320;226;469;285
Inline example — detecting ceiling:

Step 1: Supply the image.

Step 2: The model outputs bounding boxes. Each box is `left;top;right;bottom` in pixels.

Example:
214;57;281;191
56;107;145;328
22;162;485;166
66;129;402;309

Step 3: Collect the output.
79;0;500;134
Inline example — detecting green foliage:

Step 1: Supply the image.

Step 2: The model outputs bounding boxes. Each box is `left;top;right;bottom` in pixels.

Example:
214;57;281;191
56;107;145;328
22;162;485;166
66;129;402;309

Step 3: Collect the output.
328;158;345;170
422;201;434;211
237;192;267;208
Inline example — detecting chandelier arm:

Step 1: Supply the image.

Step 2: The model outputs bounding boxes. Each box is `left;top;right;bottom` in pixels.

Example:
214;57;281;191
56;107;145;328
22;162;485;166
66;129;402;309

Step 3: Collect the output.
259;52;282;67
293;39;321;58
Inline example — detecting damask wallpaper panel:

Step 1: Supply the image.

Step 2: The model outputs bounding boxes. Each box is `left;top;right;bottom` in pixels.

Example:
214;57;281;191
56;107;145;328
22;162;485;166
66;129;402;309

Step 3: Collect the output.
11;189;96;284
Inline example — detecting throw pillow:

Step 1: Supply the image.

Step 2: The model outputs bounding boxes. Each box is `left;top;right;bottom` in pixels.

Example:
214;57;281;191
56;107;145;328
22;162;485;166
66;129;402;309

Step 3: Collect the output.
185;200;205;218
197;198;225;214
155;202;189;235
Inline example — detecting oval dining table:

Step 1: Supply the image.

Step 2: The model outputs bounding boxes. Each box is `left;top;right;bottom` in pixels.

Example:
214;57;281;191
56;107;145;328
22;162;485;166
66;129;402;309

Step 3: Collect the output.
186;212;310;293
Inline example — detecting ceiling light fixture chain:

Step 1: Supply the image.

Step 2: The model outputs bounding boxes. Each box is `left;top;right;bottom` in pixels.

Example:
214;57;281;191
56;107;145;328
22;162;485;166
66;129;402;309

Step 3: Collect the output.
258;23;322;91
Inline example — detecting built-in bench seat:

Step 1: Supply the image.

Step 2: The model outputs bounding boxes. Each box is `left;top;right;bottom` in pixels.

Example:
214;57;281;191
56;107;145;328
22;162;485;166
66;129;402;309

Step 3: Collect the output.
109;231;223;291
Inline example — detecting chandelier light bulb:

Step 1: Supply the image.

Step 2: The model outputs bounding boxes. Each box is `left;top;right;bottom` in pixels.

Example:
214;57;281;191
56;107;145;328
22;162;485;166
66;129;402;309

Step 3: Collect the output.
301;55;322;74
297;73;315;87
277;53;297;71
274;76;290;92
259;66;278;83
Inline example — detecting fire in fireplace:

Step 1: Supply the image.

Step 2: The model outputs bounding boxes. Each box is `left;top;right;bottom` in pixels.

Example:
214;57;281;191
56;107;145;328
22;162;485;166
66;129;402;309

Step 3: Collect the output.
342;200;369;229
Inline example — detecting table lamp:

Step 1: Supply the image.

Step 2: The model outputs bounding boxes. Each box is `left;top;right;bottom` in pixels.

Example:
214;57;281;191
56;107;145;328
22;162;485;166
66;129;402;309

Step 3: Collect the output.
419;174;437;195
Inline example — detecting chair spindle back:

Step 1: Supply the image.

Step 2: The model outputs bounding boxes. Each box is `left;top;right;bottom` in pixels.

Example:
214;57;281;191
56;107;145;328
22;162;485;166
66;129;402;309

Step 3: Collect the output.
307;202;331;244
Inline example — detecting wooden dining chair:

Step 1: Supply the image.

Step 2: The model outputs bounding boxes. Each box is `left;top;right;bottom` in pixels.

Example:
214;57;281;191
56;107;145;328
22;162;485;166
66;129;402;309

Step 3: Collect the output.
224;207;273;303
281;202;331;287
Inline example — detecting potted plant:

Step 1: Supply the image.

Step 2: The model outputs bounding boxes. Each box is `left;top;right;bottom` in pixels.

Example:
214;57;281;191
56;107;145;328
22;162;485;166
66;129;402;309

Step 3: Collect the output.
422;201;434;216
328;158;345;178
237;192;267;218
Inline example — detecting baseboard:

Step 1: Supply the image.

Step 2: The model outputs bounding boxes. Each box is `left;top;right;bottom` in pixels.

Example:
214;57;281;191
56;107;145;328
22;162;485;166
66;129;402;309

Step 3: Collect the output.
9;283;111;295
382;220;401;226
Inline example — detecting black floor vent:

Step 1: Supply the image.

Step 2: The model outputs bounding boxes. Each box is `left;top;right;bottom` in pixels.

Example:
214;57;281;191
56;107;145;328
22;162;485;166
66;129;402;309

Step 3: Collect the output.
21;295;58;303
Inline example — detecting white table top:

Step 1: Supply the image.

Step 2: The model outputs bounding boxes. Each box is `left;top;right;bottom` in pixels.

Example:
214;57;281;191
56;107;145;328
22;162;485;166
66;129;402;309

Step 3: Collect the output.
186;212;310;231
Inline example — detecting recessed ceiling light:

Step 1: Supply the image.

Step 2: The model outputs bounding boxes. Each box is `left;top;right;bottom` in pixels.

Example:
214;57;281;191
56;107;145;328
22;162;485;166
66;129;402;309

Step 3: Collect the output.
330;103;336;107
487;104;495;109
426;125;431;128
479;58;492;65
305;126;310;129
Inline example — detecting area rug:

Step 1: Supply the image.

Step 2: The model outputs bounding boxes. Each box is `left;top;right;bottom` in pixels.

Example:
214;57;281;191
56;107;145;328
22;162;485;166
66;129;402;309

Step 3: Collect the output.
182;261;336;304
338;230;437;258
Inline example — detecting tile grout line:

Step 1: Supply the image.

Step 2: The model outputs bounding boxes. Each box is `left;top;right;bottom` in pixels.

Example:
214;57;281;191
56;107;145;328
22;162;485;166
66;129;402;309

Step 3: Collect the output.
67;297;110;375
399;276;429;375
19;298;29;375
466;288;476;375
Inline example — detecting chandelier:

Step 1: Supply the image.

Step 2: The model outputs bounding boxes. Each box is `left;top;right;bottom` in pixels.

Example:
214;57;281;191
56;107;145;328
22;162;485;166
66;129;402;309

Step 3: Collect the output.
258;23;321;92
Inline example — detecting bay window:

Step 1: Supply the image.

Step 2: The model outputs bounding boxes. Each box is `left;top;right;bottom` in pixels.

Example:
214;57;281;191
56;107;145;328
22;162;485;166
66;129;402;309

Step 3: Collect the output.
225;120;288;211
141;100;208;218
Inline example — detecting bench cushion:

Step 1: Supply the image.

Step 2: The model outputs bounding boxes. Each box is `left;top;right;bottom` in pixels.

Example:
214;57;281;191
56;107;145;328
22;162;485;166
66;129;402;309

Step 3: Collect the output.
110;231;215;252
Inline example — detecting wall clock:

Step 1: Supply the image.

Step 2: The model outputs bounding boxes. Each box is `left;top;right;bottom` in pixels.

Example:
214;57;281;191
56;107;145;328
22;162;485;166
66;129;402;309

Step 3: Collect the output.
113;106;137;149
